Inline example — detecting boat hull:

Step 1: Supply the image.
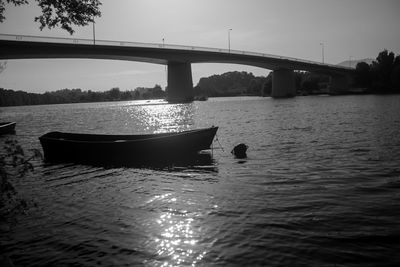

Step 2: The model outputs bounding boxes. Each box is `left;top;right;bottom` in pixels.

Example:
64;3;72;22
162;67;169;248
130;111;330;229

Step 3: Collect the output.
0;122;16;135
39;127;218;166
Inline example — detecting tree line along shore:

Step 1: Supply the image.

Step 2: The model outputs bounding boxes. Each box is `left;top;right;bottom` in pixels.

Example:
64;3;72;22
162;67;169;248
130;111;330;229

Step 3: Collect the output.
1;49;399;107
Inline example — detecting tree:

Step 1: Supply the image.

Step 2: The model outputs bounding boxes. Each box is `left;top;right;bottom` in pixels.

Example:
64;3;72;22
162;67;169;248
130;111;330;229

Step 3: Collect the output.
301;73;320;94
108;87;121;100
0;0;101;34
391;56;400;91
262;72;272;96
371;49;395;91
1;139;41;218
355;62;371;88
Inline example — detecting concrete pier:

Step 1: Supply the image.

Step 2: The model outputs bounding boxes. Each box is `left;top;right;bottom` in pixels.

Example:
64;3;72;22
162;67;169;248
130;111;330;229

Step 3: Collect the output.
271;69;296;98
166;62;194;102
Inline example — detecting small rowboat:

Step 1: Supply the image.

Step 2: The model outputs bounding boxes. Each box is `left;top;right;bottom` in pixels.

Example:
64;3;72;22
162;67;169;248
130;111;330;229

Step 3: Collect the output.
0;122;16;135
39;126;218;166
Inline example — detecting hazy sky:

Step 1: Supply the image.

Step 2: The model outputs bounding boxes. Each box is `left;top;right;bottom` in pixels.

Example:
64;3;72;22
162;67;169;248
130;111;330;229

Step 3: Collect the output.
1;0;400;93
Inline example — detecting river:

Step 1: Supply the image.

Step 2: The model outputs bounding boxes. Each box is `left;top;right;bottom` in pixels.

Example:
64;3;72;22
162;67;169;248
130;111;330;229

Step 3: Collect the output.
1;95;400;266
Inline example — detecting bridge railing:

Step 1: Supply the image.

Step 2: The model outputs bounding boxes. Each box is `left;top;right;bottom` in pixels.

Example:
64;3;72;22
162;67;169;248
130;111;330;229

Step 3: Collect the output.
0;33;353;70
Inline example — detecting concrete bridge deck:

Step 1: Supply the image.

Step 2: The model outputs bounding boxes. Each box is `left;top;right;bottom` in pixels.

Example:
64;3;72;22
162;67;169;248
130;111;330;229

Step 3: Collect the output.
0;34;355;101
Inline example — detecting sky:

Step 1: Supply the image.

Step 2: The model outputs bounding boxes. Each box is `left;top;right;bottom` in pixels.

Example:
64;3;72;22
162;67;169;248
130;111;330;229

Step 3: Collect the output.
0;0;400;93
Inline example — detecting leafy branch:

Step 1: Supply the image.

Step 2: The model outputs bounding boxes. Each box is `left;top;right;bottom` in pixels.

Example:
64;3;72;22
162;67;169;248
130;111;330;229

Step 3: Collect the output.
0;139;42;215
0;0;102;34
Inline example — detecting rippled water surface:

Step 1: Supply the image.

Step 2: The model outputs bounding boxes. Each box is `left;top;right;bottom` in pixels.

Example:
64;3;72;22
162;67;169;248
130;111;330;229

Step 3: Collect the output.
1;95;400;266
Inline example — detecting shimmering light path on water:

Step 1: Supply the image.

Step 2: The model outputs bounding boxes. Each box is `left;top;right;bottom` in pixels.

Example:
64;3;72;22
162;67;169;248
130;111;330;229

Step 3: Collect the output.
1;95;400;266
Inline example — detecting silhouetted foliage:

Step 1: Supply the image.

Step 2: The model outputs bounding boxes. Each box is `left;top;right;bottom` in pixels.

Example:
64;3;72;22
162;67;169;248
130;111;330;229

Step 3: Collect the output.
354;49;400;93
391;63;400;90
0;85;165;106
300;72;329;94
135;84;165;99
355;62;371;88
0;139;41;217
194;71;267;97
0;0;102;34
371;50;395;91
262;72;272;96
194;71;330;97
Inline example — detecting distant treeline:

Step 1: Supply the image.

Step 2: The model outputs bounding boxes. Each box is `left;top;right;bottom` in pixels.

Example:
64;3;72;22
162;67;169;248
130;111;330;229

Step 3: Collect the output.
0;71;333;106
354;49;400;93
0;85;165;107
194;71;267;97
194;71;330;97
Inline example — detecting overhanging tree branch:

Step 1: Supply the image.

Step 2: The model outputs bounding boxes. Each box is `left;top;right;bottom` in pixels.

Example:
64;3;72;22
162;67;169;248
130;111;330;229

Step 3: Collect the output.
0;0;101;34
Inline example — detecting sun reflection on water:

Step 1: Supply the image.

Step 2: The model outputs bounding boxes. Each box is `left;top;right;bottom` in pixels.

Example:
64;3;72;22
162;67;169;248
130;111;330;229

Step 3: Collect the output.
123;101;196;133
150;193;207;266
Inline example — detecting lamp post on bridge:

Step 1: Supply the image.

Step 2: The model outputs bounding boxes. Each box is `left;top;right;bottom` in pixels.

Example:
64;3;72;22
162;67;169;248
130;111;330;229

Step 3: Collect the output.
319;42;325;64
228;28;232;53
92;17;96;45
162;37;167;89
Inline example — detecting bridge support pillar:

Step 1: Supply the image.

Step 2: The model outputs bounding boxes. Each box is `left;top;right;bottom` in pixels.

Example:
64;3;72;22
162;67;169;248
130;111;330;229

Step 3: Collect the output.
271;69;296;98
166;62;194;103
329;74;349;94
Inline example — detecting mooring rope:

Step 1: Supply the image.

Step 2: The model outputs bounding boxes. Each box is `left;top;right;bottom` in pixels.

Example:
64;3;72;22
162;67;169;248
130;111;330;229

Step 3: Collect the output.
12;134;37;137
214;132;225;152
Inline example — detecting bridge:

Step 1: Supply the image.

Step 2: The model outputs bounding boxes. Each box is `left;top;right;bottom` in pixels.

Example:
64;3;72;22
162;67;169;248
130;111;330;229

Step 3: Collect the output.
0;34;355;102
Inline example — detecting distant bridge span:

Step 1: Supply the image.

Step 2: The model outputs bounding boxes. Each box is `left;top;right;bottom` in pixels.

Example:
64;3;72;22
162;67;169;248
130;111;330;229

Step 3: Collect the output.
0;34;354;101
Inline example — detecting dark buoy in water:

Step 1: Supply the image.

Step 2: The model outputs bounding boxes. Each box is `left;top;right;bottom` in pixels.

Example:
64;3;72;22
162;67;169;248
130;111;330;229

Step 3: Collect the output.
231;143;248;159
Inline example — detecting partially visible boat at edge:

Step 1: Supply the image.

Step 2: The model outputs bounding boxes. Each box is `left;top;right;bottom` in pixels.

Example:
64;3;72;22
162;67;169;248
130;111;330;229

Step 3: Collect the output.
39;126;218;166
0;122;16;135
